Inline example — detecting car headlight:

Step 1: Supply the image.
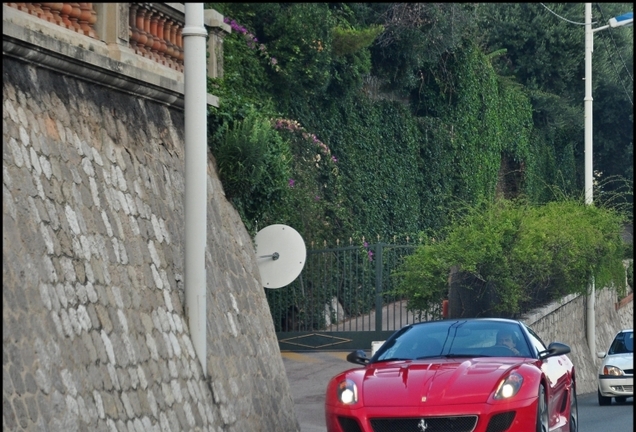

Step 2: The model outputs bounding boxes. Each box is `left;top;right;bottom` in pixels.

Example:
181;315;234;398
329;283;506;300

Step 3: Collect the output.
337;379;358;405
602;365;624;376
494;371;524;400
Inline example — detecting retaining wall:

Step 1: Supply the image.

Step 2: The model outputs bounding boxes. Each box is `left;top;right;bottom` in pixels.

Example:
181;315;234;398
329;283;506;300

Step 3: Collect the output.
521;286;633;395
3;54;299;431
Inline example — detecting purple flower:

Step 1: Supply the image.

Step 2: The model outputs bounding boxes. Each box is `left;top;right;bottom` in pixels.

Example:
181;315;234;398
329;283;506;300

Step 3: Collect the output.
288;178;296;188
270;57;278;65
363;242;368;248
314;195;321;201
331;156;338;163
368;250;374;261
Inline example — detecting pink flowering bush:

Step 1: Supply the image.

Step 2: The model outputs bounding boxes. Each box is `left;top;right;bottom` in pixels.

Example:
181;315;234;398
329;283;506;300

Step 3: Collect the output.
273;118;335;160
224;17;281;72
268;116;349;243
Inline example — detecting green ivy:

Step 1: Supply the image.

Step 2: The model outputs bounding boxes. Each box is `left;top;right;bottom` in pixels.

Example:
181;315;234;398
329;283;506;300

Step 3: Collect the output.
211;33;538;244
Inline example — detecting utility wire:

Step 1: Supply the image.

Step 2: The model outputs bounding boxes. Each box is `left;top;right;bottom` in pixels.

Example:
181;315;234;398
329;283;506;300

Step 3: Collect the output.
538;2;633;104
539;3;594;26
596;4;634;82
596;35;634;105
595;3;634;105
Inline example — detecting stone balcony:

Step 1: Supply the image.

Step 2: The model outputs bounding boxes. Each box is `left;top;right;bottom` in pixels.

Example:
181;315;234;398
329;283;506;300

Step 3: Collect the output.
3;3;231;108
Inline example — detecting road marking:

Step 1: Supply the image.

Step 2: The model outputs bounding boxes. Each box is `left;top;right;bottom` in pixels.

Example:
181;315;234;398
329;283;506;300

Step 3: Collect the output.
281;352;321;363
281;351;350;363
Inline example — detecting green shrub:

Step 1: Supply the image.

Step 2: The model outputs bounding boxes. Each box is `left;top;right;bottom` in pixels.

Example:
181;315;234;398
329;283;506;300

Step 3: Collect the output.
332;25;383;57
210;109;292;232
393;198;627;316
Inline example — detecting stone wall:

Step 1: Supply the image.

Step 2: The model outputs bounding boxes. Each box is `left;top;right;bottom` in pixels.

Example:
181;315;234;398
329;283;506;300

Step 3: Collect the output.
2;55;299;431
521;286;633;395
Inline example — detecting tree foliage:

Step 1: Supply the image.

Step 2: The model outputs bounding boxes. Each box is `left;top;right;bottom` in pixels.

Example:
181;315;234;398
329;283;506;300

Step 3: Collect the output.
205;2;632;316
394;198;628;316
474;3;633;207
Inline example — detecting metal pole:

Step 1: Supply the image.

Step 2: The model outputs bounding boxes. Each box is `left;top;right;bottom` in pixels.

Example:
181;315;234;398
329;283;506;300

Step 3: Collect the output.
183;3;208;376
584;3;596;358
375;243;383;332
584;3;594;206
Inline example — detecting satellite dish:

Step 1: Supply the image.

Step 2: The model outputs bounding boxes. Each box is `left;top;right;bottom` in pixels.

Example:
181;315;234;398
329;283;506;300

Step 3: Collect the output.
254;224;306;289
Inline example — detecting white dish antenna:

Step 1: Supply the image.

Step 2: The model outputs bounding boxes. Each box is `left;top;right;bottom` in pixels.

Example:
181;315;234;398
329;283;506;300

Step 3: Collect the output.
254;224;306;289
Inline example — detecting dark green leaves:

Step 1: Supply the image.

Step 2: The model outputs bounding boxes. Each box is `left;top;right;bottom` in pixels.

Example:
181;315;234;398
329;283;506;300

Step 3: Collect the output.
394;198;627;316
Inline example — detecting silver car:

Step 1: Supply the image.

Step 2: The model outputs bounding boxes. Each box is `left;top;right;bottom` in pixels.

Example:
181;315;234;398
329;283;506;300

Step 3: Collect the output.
597;329;633;405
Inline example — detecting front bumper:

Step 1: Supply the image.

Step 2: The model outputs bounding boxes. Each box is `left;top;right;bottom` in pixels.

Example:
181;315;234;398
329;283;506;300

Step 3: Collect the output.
598;375;633;397
326;396;539;432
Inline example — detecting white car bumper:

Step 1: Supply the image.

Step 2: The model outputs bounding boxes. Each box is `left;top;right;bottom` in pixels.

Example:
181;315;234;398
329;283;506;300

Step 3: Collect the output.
598;375;633;397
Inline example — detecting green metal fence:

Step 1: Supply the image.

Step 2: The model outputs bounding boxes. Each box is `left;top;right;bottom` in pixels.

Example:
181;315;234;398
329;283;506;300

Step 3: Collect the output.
265;242;441;350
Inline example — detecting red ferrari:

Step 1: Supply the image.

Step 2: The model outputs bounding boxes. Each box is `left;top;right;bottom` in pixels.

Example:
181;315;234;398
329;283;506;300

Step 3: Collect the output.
325;318;577;432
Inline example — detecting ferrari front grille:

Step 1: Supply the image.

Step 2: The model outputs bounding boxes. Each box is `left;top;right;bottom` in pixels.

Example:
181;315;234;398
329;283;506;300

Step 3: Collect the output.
370;415;478;432
485;412;515;432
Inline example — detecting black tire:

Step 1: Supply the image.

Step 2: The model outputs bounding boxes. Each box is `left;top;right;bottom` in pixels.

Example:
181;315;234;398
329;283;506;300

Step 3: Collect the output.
536;384;549;432
597;388;612;406
614;396;627;404
569;385;578;432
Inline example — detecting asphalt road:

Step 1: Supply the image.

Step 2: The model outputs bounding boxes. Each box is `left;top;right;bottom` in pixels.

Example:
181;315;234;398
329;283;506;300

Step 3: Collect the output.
282;350;360;432
282;350;634;432
577;391;633;432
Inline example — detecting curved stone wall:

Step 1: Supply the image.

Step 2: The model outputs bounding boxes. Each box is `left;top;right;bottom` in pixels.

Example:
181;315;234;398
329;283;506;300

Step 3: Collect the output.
521;287;633;395
3;56;299;431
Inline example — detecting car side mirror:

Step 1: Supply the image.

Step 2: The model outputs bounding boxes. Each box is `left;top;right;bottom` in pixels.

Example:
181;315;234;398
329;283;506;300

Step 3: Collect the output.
538;342;571;360
346;349;370;365
596;351;607;359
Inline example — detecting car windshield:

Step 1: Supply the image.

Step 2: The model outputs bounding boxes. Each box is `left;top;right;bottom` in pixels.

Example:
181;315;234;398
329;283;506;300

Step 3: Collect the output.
373;320;532;362
609;331;634;355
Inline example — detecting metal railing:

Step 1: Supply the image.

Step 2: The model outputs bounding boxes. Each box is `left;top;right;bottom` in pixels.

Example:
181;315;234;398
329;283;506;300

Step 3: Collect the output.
266;242;439;334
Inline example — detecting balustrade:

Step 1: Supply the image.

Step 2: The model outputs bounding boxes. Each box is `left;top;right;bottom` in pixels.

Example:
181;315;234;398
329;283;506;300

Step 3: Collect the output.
7;3;98;37
128;3;183;71
5;3;229;77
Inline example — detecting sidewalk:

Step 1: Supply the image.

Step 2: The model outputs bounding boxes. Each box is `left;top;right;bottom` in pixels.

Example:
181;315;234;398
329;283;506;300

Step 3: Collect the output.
282;350;364;432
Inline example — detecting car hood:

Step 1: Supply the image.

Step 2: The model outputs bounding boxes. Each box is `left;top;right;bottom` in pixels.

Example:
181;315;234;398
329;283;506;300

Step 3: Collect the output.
601;353;633;371
362;358;525;407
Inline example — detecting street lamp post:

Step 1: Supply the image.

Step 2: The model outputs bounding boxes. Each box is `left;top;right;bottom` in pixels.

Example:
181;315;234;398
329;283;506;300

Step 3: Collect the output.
584;4;633;358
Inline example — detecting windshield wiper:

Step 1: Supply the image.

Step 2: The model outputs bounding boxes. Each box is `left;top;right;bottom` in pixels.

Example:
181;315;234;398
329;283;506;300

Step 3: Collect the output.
442;354;476;358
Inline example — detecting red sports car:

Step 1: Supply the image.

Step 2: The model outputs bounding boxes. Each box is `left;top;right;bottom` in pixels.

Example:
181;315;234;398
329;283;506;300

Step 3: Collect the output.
325;318;577;432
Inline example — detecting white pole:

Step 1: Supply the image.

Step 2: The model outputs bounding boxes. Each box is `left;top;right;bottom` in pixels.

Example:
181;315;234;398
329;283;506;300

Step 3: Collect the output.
183;3;208;376
584;3;596;358
584;3;594;206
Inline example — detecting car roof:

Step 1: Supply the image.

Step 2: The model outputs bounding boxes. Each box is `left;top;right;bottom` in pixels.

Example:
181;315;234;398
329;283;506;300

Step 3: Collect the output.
409;317;523;327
